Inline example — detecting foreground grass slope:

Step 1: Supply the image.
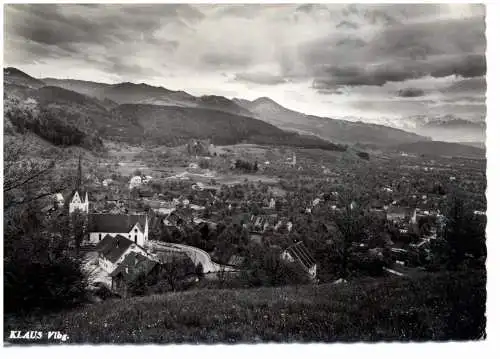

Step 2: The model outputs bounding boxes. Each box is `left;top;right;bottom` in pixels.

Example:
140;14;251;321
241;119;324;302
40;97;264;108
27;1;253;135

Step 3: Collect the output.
4;270;485;344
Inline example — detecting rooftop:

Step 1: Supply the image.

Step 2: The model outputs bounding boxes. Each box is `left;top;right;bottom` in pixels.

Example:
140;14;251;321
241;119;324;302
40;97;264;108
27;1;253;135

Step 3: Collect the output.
110;252;158;283
95;234;135;264
88;213;147;233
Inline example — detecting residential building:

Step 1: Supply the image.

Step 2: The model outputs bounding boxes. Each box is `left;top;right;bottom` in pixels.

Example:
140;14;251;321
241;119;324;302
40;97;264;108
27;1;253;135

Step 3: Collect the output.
110;252;159;297
95;234;149;273
386;206;417;225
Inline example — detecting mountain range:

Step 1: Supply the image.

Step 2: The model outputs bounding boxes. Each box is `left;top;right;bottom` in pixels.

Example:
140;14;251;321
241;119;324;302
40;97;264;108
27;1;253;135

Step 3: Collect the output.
6;67;483;157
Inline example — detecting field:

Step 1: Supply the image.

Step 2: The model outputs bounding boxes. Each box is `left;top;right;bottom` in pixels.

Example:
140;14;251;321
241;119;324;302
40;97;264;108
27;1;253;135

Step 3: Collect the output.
4;270;485;344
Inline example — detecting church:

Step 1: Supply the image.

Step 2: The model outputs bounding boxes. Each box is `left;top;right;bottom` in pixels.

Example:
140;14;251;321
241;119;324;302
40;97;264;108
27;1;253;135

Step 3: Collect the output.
87;213;149;247
69;191;89;215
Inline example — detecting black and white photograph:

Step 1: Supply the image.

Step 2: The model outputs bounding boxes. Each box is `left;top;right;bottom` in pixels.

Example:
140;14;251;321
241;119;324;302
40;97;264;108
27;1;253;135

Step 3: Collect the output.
2;1;491;347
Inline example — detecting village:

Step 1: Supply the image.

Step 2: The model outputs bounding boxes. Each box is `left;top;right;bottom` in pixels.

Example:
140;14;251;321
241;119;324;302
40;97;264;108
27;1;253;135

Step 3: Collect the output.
38;139;487;299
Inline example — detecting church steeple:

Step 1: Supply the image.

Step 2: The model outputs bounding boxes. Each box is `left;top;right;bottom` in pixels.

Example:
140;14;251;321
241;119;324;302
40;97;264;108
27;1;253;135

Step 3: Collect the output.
76;151;82;192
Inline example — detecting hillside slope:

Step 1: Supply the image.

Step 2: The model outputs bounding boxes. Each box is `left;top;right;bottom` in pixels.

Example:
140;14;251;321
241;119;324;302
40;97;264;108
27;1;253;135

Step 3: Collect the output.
235;97;430;147
112;104;342;149
4;271;485;343
43;78;253;116
391;141;486;159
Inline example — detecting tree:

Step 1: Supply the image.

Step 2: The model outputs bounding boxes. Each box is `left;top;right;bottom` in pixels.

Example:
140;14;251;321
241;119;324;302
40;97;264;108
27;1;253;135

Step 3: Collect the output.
4;135;87;315
155;256;196;292
71;210;87;255
333;187;365;279
4;135;67;210
441;189;486;270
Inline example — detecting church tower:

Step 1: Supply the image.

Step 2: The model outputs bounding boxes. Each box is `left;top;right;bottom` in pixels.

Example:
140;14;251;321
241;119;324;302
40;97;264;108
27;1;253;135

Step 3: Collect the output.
69;191;89;215
69;151;89;215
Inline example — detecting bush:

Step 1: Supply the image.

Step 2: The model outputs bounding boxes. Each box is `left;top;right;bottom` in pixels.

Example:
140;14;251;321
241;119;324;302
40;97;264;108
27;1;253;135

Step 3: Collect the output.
4;205;89;315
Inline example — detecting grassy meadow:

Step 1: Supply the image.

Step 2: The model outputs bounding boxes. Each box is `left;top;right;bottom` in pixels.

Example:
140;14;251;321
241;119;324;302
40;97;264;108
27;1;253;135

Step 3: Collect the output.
4;270;485;344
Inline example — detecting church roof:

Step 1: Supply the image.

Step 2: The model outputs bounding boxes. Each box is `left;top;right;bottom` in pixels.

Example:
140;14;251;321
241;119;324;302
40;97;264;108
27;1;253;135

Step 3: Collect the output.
95;234;134;264
70;189;89;201
88;213;147;233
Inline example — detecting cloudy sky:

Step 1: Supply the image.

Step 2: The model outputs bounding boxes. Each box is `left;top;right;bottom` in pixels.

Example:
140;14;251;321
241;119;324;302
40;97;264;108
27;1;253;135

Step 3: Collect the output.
4;3;486;127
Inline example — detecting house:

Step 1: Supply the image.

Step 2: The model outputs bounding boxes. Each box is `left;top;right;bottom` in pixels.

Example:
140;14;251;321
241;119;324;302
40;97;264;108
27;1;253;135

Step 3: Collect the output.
129;175;143;190
110;252;159;297
88;213;149;247
386;206;417;225
144;199;177;215
281;241;317;279
227;255;245;267
268;198;276;209
163;211;192;230
69;191;89;215
54;193;65;208
95;234;149;273
250;214;280;232
189;204;205;211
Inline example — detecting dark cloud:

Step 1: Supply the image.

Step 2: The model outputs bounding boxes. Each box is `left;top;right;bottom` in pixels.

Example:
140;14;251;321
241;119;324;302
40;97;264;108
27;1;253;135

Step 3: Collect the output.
397;88;425;97
299;14;486;93
234;72;286;85
6;5;121;46
4;4;196;52
313;54;486;89
369;17;485;60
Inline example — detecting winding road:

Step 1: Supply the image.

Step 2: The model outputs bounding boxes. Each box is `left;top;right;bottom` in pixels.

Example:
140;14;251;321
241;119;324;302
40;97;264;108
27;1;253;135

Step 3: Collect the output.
148;241;236;274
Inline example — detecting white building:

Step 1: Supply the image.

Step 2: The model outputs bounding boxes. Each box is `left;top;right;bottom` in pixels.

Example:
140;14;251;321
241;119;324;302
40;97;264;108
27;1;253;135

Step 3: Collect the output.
129;176;143;190
269;198;276;209
54;193;65;208
95;234;149;273
88;214;149;247
69;191;89;215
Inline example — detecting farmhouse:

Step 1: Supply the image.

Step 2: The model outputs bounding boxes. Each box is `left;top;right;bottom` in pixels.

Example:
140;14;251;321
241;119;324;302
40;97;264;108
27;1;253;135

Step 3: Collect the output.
88;213;149;246
110;252;159;297
95;234;149;273
386;206;417;225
